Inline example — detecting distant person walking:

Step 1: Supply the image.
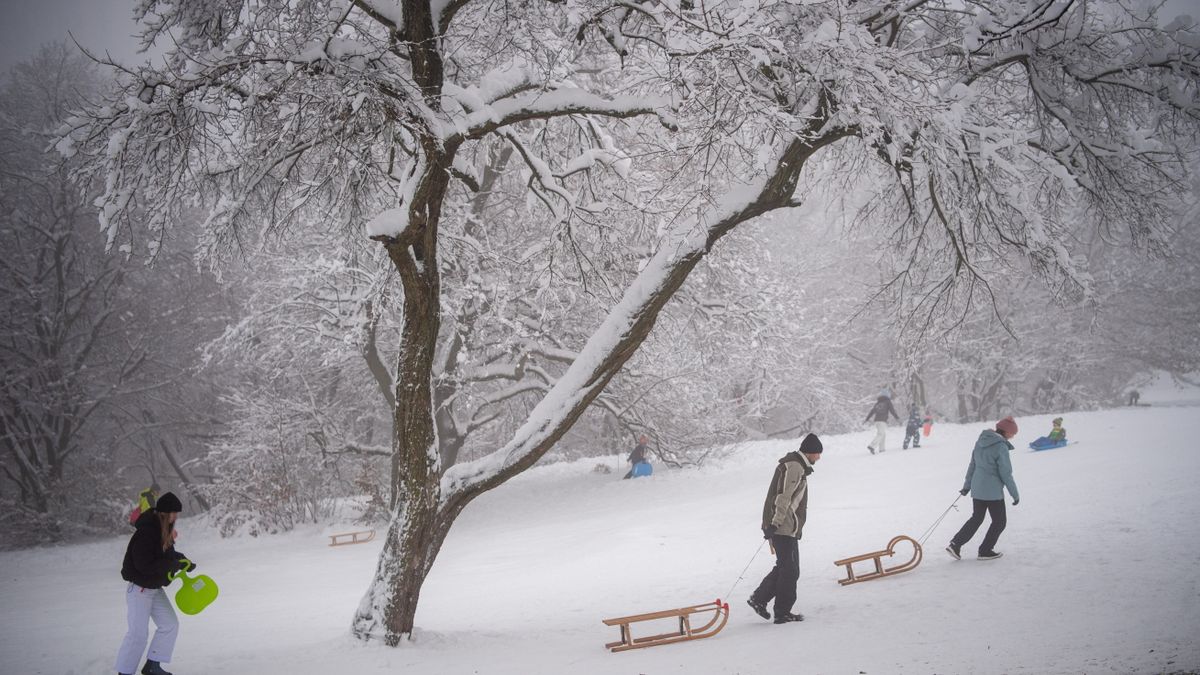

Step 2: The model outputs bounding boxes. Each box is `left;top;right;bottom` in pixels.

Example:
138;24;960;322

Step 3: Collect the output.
116;491;195;675
747;433;823;625
1128;389;1141;406
946;417;1020;562
865;390;900;454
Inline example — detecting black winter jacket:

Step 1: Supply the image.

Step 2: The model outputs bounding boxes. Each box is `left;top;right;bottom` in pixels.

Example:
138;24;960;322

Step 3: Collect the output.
865;396;900;423
121;510;188;589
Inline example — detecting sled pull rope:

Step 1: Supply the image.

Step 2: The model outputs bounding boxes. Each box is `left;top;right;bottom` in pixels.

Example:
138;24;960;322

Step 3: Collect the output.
917;495;962;547
724;540;767;600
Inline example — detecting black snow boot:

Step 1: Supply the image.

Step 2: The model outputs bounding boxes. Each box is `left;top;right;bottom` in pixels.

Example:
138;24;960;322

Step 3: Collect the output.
945;542;961;560
868;445;875;455
978;550;1004;561
746;597;770;620
141;661;173;675
774;612;804;624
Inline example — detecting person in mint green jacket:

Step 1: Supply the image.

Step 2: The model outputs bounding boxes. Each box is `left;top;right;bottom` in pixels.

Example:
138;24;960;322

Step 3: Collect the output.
945;417;1020;561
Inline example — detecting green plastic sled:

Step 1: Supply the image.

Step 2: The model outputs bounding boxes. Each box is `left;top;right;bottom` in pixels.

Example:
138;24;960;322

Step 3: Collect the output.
169;560;219;615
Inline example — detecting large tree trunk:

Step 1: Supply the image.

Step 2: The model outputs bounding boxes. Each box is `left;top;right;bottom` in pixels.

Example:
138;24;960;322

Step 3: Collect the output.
355;144;454;640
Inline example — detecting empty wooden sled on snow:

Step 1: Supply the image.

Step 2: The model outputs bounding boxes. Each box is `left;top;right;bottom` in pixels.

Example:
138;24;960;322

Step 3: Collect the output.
328;529;376;547
834;535;922;586
602;599;729;652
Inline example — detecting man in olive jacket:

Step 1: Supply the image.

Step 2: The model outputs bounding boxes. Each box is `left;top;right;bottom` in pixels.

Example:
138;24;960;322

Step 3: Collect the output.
747;433;822;624
946;417;1020;561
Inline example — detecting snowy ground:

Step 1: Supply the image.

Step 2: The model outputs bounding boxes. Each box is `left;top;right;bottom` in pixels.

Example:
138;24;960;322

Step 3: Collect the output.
3;406;1199;675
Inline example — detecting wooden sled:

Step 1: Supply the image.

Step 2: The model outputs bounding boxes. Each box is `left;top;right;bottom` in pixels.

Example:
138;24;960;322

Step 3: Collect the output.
328;529;376;547
602;599;729;652
834;535;922;586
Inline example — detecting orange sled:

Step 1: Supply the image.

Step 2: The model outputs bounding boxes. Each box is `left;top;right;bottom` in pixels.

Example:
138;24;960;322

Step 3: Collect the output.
602;599;729;652
834;535;923;586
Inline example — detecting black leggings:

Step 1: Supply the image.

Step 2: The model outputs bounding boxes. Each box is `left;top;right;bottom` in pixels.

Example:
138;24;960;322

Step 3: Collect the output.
951;498;1007;553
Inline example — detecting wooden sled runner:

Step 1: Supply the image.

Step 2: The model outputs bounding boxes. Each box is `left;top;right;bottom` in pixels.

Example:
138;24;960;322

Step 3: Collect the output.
834;535;922;586
602;599;729;652
328;529;376;547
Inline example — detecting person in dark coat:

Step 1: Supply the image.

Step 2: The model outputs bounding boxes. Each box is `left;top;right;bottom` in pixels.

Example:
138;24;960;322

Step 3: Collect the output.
747;433;823;624
623;435;651;479
865;390;900;454
946;417;1020;561
115;491;195;675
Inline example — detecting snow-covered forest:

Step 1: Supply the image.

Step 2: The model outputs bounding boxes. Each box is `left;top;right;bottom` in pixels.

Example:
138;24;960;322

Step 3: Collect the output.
1;0;1199;654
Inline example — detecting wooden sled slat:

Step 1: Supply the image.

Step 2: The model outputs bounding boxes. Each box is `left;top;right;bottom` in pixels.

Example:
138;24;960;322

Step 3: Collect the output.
328;529;376;547
602;599;729;652
834;534;922;585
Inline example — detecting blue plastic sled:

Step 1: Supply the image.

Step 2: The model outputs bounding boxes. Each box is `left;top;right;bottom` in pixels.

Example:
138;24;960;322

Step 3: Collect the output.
631;462;653;477
1029;437;1069;451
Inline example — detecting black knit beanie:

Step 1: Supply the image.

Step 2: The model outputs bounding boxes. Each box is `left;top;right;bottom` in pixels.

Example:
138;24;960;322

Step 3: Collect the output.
155;492;183;513
799;433;823;454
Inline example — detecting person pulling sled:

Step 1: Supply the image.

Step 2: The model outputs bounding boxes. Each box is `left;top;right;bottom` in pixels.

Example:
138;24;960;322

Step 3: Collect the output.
747;433;823;625
946;417;1020;562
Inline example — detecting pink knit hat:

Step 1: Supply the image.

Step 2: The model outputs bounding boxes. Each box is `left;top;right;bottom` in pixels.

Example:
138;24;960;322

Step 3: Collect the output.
995;416;1018;436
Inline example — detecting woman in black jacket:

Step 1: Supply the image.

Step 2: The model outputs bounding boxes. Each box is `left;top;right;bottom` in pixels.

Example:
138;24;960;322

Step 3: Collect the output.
114;491;194;675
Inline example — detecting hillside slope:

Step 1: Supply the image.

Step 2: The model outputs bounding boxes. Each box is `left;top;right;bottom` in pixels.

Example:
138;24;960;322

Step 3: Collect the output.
2;407;1198;674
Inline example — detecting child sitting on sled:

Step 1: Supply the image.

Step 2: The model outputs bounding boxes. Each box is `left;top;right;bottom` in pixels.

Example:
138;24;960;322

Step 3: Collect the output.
1029;417;1067;450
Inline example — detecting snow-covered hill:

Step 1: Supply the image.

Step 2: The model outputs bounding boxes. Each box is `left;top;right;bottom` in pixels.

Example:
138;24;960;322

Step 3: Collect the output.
3;407;1198;674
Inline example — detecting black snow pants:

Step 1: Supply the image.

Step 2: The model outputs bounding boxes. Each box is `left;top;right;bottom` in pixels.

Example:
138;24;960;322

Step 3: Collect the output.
903;425;921;448
951;498;1007;554
751;534;800;617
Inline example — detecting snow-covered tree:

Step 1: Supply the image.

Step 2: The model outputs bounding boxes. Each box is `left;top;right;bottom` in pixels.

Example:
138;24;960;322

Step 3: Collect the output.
62;0;1198;642
0;46;143;542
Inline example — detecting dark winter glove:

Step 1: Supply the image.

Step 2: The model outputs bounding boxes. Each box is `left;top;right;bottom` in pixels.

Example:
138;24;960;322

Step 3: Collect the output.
763;525;777;540
176;558;195;573
959;489;970;497
1012;499;1019;506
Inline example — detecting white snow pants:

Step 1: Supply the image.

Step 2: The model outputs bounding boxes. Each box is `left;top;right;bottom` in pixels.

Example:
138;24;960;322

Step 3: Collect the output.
871;421;888;452
115;583;178;673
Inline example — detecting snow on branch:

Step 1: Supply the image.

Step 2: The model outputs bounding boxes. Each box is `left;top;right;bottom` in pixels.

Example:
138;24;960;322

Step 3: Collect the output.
447;88;677;142
438;131;849;501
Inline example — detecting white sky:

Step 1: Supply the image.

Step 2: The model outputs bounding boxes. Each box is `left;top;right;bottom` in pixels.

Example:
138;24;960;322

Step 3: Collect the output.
0;0;148;71
1;0;1198;73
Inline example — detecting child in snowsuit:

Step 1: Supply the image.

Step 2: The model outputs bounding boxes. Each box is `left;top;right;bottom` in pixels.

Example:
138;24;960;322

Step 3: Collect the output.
1029;417;1067;450
903;405;922;449
115;491;195;675
1047;418;1066;442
